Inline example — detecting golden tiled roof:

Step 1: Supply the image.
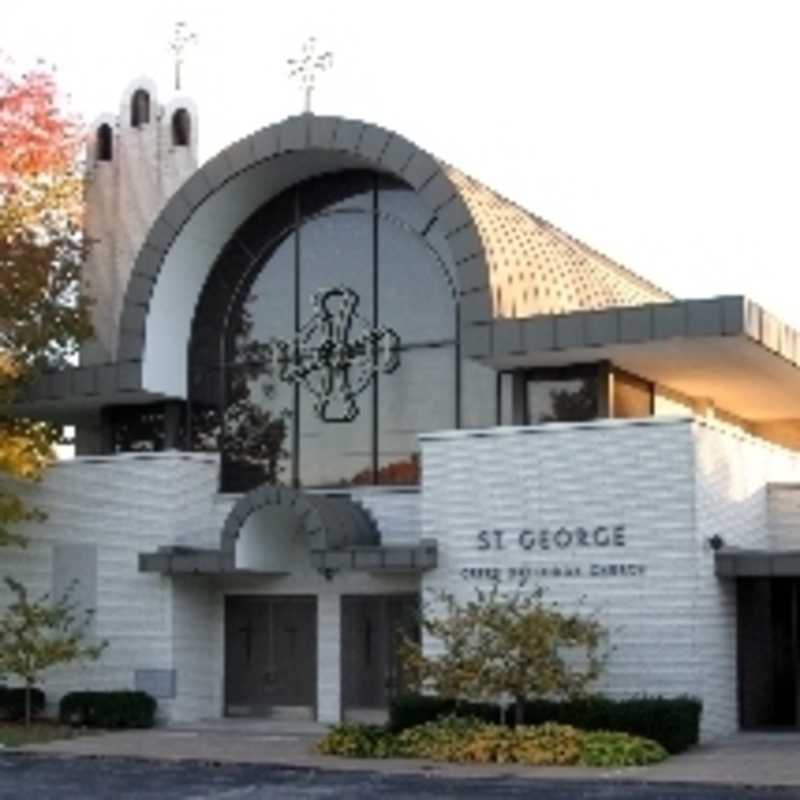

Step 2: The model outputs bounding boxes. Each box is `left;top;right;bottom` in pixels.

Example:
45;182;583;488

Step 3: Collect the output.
443;165;672;319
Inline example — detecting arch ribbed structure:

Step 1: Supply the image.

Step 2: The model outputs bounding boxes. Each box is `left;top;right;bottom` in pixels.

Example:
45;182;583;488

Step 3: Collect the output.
219;486;380;566
117;114;671;398
138;483;442;576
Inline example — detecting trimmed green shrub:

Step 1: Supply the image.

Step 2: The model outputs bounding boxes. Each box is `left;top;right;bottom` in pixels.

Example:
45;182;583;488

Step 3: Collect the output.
0;687;45;721
318;718;668;767
59;691;156;729
388;693;500;733
515;696;702;755
389;694;701;755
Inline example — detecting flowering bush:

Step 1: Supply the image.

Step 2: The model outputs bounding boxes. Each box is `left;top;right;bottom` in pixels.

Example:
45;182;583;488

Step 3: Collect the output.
318;717;668;766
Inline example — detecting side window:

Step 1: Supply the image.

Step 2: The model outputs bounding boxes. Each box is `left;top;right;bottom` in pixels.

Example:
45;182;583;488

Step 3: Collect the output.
171;108;191;146
96;124;113;161
526;366;600;424
131;89;151;127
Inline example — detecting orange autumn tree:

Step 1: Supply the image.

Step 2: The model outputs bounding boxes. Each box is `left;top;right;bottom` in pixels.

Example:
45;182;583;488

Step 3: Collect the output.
0;56;92;546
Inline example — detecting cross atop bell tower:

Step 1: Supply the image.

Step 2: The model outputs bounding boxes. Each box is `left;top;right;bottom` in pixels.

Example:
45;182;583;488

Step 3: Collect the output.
288;37;333;114
169;20;197;92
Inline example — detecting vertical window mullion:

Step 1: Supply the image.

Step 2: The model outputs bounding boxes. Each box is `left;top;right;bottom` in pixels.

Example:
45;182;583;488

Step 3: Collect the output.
371;178;379;484
455;302;462;428
292;188;301;489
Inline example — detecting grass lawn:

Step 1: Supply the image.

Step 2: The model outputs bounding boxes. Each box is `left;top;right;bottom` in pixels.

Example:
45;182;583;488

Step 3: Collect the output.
0;721;83;747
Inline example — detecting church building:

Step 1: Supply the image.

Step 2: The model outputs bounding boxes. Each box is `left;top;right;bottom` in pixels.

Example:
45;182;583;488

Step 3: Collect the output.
8;78;800;741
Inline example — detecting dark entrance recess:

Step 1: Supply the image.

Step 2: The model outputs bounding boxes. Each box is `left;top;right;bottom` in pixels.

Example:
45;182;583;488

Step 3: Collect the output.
341;594;419;720
738;578;800;728
225;596;316;719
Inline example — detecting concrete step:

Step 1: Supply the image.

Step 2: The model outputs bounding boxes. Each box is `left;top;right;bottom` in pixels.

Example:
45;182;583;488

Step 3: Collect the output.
168;717;329;737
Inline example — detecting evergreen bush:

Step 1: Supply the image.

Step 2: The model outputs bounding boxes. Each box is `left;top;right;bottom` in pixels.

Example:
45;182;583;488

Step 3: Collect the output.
0;687;45;721
387;693;500;732
389;693;701;754
59;691;156;729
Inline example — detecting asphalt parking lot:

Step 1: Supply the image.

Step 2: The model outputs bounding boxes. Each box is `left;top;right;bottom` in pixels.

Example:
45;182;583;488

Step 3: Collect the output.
0;756;799;800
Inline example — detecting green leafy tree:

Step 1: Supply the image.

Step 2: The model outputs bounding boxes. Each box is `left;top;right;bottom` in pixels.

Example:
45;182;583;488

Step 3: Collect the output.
0;577;107;725
401;587;606;724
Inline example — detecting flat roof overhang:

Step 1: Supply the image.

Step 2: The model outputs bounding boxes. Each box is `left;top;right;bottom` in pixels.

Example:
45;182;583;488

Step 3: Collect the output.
139;541;438;576
9;359;169;423
476;296;800;422
716;549;800;577
15;295;800;425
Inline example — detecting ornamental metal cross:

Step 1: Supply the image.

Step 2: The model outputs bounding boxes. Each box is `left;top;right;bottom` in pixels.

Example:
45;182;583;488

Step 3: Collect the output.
288;37;333;114
273;287;401;423
169;20;197;92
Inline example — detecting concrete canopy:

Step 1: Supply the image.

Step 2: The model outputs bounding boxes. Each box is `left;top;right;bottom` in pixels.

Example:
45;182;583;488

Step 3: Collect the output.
486;295;800;423
138;485;437;576
716;549;800;577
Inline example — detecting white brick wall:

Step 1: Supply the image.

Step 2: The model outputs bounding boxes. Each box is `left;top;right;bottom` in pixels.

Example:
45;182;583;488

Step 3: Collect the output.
346;488;421;546
0;458;421;724
11;415;800;736
767;483;800;549
0;453;218;718
692;421;800;738
421;418;697;705
420;416;800;742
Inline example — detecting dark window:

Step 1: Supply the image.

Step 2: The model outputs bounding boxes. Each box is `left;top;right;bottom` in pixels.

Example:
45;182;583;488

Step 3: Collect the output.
171;108;191;146
187;170;487;492
525;366;599;424
612;369;653;418
109;403;185;453
96;124;113;161
131;89;151;127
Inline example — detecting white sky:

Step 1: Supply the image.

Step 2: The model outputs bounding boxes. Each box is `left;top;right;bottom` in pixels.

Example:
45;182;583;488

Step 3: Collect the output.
5;0;800;325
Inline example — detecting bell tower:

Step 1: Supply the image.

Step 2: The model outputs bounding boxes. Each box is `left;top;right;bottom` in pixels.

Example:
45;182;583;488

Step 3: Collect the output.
82;77;199;362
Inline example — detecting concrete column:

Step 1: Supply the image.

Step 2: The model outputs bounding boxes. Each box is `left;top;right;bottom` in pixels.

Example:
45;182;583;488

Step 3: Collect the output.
316;589;341;723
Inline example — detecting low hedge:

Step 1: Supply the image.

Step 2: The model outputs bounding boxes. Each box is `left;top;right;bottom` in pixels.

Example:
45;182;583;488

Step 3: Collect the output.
387;694;501;732
514;696;702;755
388;694;701;754
59;691;157;729
0;687;45;721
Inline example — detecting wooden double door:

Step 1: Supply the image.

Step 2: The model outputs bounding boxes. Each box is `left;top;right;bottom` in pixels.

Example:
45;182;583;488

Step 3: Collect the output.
225;596;316;718
341;594;419;716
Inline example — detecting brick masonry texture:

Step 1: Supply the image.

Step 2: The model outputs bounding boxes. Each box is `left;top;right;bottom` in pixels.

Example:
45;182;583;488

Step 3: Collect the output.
421;417;800;741
5;417;800;734
0;457;420;724
0;453;218;720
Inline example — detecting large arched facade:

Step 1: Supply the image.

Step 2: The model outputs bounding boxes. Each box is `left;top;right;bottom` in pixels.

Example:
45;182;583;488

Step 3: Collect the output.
118;115;497;398
109;116;523;490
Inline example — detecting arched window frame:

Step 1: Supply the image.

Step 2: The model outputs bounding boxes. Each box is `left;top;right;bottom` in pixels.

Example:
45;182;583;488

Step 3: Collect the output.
171;108;191;147
96;123;113;162
187;171;482;492
131;89;151;127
